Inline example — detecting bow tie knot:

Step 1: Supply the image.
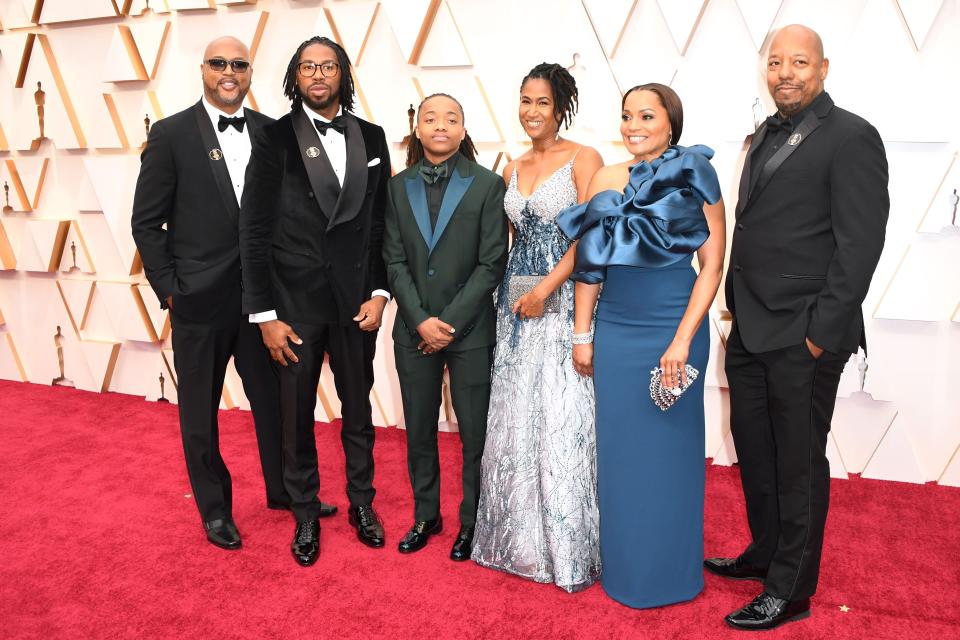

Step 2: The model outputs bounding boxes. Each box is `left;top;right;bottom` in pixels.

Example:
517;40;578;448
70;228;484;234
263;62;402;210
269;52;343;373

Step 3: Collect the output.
764;115;794;133
314;115;347;136
419;162;448;185
218;115;246;133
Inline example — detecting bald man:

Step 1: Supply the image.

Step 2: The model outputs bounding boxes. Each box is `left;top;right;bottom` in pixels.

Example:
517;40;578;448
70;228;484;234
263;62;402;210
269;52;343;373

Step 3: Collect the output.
707;25;888;630
132;36;334;551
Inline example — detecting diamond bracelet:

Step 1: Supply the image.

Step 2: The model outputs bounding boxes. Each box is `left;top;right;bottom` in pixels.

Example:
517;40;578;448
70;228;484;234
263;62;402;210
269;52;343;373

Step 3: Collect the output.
572;331;594;345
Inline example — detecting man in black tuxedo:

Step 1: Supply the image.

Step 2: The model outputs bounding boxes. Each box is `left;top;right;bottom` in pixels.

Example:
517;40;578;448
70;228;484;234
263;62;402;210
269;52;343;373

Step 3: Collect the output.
132;37;336;551
240;36;391;567
705;25;889;630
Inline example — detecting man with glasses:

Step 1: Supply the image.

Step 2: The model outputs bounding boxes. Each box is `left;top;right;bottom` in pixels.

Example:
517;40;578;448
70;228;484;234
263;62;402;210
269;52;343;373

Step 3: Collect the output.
132;36;335;551
240;36;392;566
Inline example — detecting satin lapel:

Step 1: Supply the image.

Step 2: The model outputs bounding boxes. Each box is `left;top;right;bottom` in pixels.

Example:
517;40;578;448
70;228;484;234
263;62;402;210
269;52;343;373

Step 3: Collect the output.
328;114;368;231
430;167;474;254
192;101;239;222
737;123;768;217
290;107;340;220
744;110;822;214
404;175;433;250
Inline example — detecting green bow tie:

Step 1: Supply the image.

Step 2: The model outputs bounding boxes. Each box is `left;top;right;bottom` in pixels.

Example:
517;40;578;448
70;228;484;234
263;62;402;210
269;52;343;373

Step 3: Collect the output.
419;162;448;185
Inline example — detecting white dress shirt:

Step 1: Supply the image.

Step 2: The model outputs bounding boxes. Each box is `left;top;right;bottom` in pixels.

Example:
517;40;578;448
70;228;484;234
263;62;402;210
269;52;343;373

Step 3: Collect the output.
250;105;388;324
201;98;250;204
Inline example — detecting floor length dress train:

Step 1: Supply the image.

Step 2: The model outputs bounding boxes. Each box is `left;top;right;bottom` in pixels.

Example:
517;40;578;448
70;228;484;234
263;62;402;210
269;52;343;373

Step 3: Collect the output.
472;156;601;592
557;144;722;607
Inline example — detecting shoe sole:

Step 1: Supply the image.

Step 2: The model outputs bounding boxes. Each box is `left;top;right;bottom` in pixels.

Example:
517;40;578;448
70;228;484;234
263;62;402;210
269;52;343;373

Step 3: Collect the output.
724;609;811;631
703;565;766;581
208;539;242;551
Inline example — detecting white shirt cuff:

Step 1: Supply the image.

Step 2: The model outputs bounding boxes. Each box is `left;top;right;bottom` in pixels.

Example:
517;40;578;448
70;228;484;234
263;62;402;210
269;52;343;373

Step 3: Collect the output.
249;309;278;323
371;289;391;301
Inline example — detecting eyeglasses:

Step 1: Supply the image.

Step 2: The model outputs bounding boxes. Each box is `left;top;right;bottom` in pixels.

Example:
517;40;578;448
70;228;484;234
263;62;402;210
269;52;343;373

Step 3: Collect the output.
298;61;340;78
205;58;251;73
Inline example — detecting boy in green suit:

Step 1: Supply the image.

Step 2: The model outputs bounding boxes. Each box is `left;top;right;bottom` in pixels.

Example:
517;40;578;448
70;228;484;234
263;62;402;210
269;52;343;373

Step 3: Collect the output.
383;94;508;560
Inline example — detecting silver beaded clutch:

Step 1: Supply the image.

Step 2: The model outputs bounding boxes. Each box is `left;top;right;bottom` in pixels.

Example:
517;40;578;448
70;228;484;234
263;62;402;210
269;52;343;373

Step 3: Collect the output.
506;275;560;314
649;364;700;411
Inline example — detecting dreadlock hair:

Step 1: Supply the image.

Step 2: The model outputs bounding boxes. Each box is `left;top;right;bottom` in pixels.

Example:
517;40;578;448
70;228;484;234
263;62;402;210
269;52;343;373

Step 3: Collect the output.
622;83;683;145
520;62;579;130
405;93;478;168
282;36;355;113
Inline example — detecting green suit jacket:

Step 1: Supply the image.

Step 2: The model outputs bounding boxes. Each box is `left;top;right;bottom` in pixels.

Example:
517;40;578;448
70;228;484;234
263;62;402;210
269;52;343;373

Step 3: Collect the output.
383;157;508;352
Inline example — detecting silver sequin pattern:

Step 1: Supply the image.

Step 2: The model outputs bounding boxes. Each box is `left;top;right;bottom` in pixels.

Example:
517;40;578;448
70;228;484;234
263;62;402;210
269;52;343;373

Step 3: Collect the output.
472;157;601;592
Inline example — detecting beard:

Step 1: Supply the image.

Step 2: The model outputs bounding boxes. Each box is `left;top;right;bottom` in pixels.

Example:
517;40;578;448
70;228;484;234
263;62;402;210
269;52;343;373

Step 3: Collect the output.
300;83;339;112
205;79;247;108
774;98;802;116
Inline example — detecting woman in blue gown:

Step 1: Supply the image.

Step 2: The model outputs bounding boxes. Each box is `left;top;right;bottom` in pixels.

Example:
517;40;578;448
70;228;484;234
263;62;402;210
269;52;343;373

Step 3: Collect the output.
557;83;726;608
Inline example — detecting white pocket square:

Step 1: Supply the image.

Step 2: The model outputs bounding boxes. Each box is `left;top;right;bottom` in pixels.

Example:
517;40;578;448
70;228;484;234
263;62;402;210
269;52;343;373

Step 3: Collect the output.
367;157;381;167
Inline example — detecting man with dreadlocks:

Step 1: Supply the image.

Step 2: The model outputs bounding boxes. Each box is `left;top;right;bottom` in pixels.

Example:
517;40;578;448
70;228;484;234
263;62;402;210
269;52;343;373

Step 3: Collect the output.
383;93;508;561
239;36;391;567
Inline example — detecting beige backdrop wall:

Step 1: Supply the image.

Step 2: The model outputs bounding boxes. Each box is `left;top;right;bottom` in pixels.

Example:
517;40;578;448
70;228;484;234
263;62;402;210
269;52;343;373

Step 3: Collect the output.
0;0;958;487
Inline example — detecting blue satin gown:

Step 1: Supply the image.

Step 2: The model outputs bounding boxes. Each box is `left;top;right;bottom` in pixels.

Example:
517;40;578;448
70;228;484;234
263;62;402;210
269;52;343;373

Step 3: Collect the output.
557;145;722;608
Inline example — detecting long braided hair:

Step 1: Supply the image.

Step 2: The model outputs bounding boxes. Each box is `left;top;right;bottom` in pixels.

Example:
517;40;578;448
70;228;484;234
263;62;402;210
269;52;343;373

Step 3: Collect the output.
520;62;579;130
405;93;478;168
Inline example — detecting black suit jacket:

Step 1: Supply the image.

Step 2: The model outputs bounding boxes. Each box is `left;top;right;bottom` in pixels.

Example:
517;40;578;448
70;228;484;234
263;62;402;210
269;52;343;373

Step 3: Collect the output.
725;93;889;355
131;100;273;325
383;159;508;352
239;108;390;325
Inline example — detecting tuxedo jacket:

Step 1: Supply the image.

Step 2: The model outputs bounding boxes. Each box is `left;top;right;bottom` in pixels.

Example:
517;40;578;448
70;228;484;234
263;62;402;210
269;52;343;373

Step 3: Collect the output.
239;108;390;324
383;158;508;352
131;101;272;324
725;93;889;355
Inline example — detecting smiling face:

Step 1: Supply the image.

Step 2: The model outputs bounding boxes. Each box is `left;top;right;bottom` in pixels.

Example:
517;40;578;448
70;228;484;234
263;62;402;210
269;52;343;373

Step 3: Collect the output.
518;78;560;142
415;95;465;163
201;37;251;114
620;89;672;162
766;26;829;117
296;43;341;116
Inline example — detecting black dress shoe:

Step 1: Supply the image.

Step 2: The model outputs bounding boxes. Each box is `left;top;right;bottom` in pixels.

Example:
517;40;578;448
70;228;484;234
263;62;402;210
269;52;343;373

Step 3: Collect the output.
449;526;474;561
267;500;338;518
725;592;811;631
291;519;320;566
397;517;443;554
348;505;385;548
203;518;241;550
703;556;767;581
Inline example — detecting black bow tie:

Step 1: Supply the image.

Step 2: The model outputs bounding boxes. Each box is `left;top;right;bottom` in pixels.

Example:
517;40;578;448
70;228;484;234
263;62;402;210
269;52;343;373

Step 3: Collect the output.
218;115;246;133
314;115;347;136
419;162;448;185
764;115;794;133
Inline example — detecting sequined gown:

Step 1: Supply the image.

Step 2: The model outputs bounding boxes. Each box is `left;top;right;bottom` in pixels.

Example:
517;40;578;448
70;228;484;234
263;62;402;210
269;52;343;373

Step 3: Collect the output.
471;158;601;592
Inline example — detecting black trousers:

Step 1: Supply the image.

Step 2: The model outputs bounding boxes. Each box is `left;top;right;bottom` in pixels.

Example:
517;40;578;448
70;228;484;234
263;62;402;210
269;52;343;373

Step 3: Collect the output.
278;321;377;521
725;322;849;601
170;292;286;524
394;343;492;528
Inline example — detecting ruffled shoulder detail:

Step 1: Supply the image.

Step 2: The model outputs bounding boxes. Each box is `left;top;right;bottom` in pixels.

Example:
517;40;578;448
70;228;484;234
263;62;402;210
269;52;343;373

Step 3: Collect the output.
556;144;720;283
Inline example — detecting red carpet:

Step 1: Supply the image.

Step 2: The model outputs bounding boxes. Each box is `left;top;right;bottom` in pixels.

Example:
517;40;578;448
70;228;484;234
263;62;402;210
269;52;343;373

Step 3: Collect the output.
1;379;957;639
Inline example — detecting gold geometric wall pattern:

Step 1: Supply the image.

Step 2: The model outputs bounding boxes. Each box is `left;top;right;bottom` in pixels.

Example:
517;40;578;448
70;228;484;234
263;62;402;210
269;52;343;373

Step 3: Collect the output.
0;0;956;487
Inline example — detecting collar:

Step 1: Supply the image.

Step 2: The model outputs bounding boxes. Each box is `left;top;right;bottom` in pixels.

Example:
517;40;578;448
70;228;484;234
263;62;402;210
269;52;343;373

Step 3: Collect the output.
202;97;245;127
302;103;343;125
421;151;460;173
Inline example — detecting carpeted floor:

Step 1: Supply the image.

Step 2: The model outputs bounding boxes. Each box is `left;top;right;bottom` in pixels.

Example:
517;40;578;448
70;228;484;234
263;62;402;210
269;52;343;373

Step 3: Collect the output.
1;379;958;639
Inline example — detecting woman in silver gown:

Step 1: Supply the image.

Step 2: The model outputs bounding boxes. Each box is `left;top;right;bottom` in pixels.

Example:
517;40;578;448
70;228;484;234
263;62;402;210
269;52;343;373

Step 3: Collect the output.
471;63;603;592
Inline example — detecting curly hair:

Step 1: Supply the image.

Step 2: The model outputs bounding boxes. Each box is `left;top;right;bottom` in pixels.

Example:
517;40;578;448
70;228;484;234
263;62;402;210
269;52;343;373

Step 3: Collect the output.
520;62;579;130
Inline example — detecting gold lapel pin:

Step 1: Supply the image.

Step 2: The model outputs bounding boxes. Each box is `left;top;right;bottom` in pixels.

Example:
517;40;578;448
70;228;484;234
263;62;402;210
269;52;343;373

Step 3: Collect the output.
787;133;802;146
209;148;223;161
306;146;320;158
